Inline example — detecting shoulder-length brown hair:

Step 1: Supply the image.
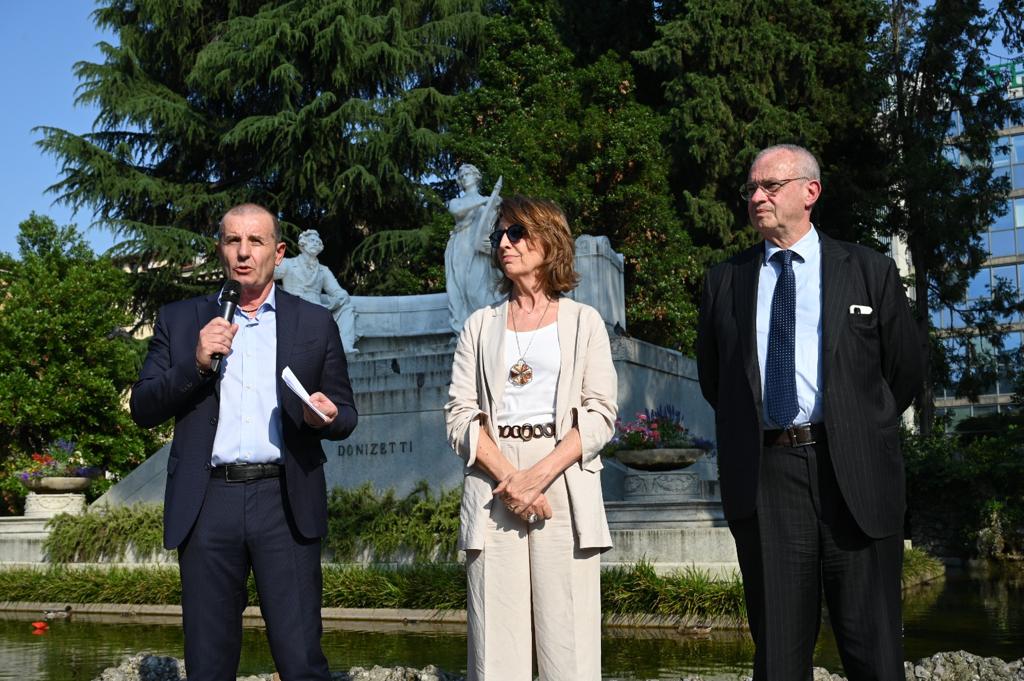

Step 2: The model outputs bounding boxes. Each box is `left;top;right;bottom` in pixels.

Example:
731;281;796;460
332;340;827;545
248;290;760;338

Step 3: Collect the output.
493;195;580;296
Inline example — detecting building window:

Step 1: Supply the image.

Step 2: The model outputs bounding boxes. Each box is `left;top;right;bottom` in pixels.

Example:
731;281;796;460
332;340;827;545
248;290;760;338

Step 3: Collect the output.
991;229;1015;256
1014;134;1024;164
992;264;1018;290
994;200;1014;230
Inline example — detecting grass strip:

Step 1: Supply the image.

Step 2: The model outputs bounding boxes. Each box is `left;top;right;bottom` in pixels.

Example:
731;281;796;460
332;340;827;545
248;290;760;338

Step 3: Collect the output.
0;552;943;623
0;562;738;621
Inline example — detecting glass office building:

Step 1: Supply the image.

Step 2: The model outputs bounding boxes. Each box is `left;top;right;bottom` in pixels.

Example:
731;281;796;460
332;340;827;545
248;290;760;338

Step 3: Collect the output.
933;72;1024;423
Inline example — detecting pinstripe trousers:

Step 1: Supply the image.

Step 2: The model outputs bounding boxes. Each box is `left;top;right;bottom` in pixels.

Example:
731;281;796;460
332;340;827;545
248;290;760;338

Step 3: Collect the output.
729;440;904;681
464;437;603;681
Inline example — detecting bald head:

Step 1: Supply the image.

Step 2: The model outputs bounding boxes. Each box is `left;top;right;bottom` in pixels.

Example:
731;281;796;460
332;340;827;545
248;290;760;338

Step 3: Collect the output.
751;144;821;182
218;204;281;243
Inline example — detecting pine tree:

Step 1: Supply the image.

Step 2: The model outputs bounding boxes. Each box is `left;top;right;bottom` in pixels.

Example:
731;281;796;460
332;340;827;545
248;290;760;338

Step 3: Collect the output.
37;0;487;321
635;0;889;251
446;0;705;350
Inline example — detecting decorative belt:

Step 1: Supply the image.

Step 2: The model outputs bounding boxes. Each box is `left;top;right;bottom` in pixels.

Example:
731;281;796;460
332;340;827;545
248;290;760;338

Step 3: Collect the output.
210;463;282;482
497;422;556;442
763;423;826;448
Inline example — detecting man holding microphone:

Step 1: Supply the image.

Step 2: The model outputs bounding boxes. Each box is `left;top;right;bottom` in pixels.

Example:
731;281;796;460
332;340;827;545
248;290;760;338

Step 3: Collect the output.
131;203;356;680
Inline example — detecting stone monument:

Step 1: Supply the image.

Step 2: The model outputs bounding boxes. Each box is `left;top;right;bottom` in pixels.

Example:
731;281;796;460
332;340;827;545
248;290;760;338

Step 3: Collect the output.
274;229;359;354
94;168;735;575
445;164;503;333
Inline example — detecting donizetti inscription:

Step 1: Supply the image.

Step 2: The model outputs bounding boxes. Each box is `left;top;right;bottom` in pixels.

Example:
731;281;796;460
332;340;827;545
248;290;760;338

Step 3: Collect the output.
336;441;414;457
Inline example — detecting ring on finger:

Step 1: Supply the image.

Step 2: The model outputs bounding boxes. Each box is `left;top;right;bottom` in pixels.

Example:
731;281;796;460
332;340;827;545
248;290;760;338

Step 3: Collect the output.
527;513;539;524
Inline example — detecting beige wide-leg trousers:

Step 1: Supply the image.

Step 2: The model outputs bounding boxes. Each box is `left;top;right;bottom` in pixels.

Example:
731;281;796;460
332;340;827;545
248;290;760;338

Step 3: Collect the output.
465;436;602;681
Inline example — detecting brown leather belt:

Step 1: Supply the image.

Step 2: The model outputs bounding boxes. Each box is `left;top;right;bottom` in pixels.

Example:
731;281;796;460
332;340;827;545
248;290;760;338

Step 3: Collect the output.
763;423;826;448
497;422;556;442
210;463;282;482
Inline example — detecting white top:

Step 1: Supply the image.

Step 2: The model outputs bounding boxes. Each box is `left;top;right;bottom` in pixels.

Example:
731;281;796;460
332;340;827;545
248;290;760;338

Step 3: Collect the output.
498;323;560;425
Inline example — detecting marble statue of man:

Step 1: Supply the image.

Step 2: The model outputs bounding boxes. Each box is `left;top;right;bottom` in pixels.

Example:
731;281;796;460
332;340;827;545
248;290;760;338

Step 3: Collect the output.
275;229;358;354
445;164;503;333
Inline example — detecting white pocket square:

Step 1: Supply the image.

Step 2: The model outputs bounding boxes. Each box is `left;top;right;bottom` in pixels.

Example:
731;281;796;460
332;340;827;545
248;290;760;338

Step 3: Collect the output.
849;304;873;315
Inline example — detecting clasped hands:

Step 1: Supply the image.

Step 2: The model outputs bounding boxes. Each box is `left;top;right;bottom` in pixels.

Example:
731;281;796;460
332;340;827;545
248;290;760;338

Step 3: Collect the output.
195;318;338;428
493;467;553;525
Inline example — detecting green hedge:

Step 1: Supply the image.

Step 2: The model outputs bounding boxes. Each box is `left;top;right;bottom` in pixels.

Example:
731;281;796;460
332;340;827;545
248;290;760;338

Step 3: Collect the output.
325;482;461;562
45;504;164;563
44;483;460;564
904;428;1024;559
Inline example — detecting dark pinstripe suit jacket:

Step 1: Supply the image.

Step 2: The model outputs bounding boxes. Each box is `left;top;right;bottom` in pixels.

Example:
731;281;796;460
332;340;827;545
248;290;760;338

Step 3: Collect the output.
696;232;923;538
130;288;357;549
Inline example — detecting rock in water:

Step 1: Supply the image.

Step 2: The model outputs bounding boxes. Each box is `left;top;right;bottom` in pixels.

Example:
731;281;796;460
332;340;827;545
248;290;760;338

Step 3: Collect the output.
94;653;185;681
335;666;465;681
93;657;464;681
905;650;1024;680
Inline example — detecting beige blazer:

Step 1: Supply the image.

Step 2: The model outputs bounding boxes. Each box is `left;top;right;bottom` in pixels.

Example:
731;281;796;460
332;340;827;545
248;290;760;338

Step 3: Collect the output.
445;297;618;551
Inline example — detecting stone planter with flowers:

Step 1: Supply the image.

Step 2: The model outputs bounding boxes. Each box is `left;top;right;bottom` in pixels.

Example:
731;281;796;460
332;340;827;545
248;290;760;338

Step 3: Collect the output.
14;440;102;518
602;406;716;503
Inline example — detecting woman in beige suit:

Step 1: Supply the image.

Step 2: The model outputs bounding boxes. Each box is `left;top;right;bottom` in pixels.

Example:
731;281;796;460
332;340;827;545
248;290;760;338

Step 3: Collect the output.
445;195;618;681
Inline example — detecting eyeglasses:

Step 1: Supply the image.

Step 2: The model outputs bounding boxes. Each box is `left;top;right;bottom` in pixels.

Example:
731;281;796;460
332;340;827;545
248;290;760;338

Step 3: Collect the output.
489;223;528;249
738;177;809;201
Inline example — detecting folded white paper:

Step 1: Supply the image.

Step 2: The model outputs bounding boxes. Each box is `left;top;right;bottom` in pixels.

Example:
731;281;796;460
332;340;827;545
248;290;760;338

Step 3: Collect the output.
281;366;328;422
849;304;873;315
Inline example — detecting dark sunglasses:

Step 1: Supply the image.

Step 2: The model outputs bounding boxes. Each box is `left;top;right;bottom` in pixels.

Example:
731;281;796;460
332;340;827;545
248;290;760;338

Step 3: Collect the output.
489;223;528;249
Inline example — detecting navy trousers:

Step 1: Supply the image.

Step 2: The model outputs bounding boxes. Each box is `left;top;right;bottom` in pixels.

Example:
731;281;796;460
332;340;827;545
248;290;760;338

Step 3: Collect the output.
178;475;330;681
729;440;904;681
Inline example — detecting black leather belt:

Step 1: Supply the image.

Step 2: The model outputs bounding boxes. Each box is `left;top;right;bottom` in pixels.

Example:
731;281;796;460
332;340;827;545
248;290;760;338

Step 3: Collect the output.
763;423;826;448
210;463;282;482
497;422;556;442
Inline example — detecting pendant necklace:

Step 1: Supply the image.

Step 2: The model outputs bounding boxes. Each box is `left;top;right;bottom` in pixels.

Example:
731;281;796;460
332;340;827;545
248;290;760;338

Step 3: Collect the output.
509;297;552;386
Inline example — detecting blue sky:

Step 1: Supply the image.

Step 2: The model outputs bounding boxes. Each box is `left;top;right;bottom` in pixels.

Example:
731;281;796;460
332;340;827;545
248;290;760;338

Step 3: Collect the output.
0;1;113;257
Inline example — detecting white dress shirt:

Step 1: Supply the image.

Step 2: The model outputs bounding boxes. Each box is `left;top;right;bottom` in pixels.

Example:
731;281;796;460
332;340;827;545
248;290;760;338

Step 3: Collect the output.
210;285;283;465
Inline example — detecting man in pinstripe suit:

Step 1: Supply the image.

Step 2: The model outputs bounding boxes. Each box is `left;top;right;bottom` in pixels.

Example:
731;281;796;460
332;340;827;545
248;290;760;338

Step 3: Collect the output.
696;145;923;680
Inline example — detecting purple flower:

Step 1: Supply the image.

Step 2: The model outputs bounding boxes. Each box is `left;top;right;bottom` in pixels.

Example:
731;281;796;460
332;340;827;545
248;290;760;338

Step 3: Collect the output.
52;439;76;455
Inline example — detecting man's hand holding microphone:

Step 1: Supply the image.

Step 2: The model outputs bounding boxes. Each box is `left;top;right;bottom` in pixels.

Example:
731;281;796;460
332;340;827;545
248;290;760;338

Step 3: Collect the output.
195;280;337;429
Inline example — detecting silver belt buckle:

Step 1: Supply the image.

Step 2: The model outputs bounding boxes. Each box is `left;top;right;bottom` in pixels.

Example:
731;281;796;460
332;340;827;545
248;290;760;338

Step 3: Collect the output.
786;424;815;447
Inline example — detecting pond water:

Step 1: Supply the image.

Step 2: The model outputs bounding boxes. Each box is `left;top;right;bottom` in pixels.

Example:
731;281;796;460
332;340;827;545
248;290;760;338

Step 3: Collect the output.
0;566;1020;681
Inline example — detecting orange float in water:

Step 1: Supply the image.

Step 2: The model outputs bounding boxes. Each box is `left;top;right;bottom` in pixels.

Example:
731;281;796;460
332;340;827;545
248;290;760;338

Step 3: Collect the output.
30;621;48;631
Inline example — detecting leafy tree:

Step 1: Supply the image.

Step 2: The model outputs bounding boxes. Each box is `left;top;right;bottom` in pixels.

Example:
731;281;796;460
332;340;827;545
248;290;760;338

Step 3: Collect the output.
635;0;889;251
446;0;704;350
0;215;161;513
873;0;1024;432
37;0;487;323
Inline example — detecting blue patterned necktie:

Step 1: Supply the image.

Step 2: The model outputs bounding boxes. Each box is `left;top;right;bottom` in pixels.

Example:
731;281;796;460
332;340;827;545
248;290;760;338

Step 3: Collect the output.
765;250;798;428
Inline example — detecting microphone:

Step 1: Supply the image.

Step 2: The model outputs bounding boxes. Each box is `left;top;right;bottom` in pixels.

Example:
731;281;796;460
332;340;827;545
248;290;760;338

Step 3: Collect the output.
210;280;241;373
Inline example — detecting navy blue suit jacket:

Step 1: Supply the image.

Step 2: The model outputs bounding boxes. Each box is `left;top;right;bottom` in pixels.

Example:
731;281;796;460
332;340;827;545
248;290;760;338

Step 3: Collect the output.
696;233;923;538
130;288;357;549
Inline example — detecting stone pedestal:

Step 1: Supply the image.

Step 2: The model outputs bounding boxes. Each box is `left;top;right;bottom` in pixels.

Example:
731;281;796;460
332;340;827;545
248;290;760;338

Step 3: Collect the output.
24;492;87;519
602;452;734;576
622;469;717;503
0;517;51;562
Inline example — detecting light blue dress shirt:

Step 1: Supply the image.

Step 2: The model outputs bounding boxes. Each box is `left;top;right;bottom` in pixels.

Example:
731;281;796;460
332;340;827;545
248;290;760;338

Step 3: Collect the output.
210;285;283;466
756;227;824;428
